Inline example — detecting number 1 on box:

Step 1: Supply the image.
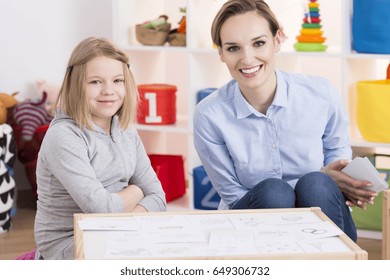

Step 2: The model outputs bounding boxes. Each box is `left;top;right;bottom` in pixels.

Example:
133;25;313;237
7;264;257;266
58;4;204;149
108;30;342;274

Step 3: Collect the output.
145;92;162;123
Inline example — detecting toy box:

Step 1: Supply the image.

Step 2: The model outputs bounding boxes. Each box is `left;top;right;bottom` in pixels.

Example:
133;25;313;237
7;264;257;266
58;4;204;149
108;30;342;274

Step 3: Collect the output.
148;154;185;202
356;80;390;142
352;0;390;54
137;84;177;125
193;165;220;210
196;88;217;104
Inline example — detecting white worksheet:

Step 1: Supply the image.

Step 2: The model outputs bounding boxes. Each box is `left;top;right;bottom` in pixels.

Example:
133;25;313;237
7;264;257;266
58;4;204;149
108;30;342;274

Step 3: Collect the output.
80;211;354;259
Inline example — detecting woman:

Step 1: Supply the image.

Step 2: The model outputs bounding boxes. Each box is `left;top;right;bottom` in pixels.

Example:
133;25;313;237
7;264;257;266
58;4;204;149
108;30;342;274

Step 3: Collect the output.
193;0;376;242
34;37;166;259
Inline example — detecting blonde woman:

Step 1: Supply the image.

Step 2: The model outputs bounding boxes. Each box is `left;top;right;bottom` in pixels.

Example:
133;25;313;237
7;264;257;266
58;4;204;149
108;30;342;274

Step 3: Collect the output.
34;37;166;259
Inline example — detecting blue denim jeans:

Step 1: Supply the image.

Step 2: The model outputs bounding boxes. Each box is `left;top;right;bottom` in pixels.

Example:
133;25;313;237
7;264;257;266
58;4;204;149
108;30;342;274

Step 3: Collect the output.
231;172;357;242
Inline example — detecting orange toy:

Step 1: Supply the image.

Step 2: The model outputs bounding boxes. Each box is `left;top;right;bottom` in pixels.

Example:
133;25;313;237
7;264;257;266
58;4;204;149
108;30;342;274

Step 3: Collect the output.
296;35;325;43
177;16;186;34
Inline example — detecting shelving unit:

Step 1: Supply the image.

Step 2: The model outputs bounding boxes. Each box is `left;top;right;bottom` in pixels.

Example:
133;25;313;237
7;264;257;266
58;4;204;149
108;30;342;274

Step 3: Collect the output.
112;0;390;210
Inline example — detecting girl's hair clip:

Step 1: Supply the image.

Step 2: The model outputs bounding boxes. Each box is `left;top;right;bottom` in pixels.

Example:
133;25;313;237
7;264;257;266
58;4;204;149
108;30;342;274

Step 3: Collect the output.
127;63;130;69
67;65;73;72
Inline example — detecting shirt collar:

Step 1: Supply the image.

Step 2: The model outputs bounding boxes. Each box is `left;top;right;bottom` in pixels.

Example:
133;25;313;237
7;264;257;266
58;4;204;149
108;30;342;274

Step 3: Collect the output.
234;69;288;119
273;69;288;108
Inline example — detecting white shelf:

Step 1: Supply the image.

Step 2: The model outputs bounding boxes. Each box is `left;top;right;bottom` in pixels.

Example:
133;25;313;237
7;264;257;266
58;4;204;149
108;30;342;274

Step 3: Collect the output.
135;116;189;134
278;50;342;58
135;124;189;134
356;229;382;240
123;45;188;53
350;139;390;150
345;53;390;60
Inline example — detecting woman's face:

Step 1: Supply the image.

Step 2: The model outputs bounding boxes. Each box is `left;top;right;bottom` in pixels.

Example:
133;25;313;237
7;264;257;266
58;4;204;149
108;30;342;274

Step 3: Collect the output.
218;11;281;93
85;56;126;130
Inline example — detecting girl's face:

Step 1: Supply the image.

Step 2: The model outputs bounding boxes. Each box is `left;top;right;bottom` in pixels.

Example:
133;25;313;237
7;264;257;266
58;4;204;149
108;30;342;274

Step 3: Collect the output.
85;56;126;131
218;11;281;93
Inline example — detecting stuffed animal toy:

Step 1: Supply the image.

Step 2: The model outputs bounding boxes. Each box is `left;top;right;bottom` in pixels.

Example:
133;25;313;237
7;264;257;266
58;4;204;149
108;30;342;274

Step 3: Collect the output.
0;92;19;125
35;79;59;116
0;93;17;234
12;90;53;142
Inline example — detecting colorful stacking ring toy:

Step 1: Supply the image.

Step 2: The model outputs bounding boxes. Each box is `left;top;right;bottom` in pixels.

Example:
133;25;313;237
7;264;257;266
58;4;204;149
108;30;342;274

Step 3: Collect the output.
294;0;327;52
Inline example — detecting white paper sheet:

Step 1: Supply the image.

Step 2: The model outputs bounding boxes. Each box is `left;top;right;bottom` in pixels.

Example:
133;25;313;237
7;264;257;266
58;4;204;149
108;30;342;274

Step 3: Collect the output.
293;221;344;240
78;217;139;231
83;211;356;258
342;156;389;193
104;231;152;259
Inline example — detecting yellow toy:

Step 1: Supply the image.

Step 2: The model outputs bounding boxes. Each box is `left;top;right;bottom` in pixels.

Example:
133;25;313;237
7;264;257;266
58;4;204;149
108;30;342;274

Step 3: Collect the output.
0;92;18;124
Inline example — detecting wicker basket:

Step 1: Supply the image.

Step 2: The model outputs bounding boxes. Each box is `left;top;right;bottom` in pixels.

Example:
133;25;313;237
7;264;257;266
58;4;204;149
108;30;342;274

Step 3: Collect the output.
168;33;186;47
135;23;171;46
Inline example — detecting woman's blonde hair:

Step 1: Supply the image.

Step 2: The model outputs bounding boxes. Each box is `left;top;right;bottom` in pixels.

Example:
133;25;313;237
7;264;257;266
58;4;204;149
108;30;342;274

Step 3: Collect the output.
211;0;281;47
56;37;138;130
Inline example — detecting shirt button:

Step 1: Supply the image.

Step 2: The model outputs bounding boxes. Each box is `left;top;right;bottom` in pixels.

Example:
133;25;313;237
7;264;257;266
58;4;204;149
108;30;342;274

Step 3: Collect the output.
276;170;280;174
272;144;277;149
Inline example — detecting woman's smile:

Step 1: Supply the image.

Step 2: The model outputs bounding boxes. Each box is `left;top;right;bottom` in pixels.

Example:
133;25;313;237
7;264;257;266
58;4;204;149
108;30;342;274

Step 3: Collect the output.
239;65;262;77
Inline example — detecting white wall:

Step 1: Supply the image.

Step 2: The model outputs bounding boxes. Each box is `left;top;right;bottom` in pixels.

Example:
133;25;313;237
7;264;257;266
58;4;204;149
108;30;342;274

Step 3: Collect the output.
0;0;113;190
0;0;113;99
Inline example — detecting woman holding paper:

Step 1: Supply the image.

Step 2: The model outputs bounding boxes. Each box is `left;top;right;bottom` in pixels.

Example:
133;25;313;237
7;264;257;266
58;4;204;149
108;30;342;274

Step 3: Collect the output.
193;0;377;242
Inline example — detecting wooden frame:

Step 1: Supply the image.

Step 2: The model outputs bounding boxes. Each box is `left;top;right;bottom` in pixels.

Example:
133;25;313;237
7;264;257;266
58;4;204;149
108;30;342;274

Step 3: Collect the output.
74;207;367;260
383;189;390;260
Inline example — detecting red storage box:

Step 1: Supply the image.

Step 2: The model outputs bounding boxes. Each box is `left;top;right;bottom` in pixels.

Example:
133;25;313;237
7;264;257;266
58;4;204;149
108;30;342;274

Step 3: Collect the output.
148;154;186;202
137;84;177;125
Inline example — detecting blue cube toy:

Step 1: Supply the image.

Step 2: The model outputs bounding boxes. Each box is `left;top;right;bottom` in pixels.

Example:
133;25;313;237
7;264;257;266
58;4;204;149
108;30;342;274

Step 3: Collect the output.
193;165;221;210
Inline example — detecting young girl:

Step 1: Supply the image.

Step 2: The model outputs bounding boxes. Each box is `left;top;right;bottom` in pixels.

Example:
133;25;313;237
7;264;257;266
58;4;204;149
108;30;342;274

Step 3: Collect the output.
194;0;377;242
34;37;166;259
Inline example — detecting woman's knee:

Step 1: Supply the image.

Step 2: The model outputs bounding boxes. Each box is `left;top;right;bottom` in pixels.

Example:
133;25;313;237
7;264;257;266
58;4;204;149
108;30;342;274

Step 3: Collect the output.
296;172;339;194
295;171;342;206
251;178;295;208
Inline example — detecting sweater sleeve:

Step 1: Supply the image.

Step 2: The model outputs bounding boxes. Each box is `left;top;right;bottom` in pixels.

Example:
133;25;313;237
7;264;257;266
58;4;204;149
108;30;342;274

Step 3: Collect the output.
128;130;167;212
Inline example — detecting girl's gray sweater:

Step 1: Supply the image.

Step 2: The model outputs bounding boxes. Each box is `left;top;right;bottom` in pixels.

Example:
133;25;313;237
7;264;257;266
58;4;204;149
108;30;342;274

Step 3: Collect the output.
34;111;166;259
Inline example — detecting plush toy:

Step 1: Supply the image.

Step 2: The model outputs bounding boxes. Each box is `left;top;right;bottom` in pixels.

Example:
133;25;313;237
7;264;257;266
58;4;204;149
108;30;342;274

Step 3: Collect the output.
0;92;18;124
12;80;58;142
0;92;17;234
35;79;60;116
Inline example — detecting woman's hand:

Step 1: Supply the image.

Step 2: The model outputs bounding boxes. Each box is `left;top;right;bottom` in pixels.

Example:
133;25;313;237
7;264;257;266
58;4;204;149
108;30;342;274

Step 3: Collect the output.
117;184;145;212
321;159;377;210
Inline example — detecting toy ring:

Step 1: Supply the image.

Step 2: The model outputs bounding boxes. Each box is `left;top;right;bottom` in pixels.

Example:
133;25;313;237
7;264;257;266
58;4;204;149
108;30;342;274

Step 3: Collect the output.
308;18;321;23
294;42;327;52
308;3;319;8
302;23;322;29
301;29;323;35
296;35;326;43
